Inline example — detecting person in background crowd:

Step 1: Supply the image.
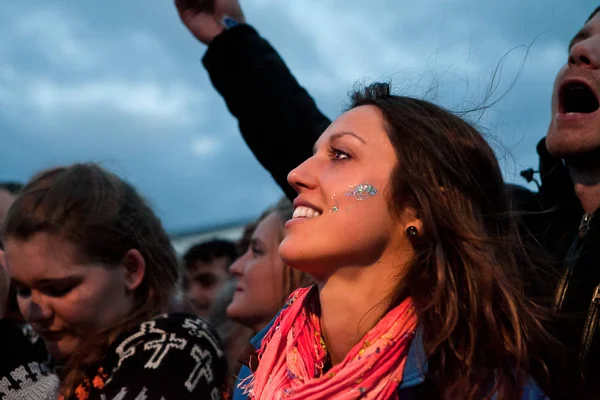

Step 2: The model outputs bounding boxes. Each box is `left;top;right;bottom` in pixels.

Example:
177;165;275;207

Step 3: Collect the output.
237;219;258;257
0;182;23;322
208;279;253;395
206;219;259;395
0;182;21;234
0;188;14;227
176;2;600;395
226;198;311;399
227;198;312;334
1;163;227;400
0;180;54;400
183;239;237;317
0;247;58;400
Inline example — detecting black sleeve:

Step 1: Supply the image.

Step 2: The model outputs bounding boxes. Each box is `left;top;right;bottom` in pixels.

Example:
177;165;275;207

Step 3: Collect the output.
93;315;228;400
203;24;331;200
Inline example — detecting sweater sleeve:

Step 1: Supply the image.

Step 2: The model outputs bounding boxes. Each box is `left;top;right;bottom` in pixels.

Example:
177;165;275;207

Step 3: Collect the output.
203;24;331;201
0;319;59;400
87;314;228;400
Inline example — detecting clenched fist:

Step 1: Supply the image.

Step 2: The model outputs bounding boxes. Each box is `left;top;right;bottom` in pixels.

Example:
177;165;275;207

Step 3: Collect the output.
175;0;246;45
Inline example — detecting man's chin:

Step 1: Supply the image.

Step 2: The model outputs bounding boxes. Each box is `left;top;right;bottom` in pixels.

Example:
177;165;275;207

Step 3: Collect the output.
191;304;210;318
546;129;598;159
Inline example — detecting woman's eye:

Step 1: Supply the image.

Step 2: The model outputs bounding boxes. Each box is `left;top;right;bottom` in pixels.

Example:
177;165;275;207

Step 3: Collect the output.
328;146;350;161
251;246;264;256
45;285;74;298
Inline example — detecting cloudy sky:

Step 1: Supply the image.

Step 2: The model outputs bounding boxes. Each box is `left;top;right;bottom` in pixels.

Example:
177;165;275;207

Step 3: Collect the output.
0;0;594;234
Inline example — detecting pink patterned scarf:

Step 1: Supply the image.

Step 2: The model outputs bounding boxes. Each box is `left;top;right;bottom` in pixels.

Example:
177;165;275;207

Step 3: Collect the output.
243;286;418;400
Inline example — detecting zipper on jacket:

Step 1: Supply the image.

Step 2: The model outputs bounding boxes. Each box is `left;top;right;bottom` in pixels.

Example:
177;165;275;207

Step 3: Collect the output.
579;213;593;236
553;212;592;311
553;238;580;311
580;284;600;362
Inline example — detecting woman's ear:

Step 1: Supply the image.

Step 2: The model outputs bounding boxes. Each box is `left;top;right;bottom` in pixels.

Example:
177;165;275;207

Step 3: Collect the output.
121;249;146;292
401;208;424;236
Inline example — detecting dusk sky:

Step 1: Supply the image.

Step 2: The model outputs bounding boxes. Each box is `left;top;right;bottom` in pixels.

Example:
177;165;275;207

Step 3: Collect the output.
0;0;594;234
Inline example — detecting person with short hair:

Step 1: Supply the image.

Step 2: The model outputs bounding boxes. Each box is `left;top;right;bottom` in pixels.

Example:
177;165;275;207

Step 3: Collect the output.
183;238;238;317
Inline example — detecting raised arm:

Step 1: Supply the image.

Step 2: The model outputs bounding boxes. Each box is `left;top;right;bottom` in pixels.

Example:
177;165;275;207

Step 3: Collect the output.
175;0;330;200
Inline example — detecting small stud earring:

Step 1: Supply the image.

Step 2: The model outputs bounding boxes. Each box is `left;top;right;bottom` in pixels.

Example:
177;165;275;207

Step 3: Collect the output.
406;226;419;237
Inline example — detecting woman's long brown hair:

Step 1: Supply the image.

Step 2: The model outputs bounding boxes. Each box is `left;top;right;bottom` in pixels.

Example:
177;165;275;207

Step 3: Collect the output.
350;83;556;399
2;163;179;398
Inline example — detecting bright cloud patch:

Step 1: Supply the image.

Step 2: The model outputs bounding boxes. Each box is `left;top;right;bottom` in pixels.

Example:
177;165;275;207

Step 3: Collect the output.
190;137;221;157
28;79;203;125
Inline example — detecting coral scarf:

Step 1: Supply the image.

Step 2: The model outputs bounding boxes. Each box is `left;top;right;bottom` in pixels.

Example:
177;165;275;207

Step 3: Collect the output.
243;286;418;400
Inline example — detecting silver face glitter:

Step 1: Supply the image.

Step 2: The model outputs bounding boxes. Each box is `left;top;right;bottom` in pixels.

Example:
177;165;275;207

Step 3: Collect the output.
344;183;378;201
329;205;339;213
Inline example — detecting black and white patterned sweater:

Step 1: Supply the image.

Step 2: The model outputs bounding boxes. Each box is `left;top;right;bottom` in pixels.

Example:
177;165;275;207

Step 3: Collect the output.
61;313;228;400
0;318;59;400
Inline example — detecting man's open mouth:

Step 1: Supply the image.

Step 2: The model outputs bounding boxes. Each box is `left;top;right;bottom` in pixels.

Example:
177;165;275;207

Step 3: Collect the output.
559;81;600;114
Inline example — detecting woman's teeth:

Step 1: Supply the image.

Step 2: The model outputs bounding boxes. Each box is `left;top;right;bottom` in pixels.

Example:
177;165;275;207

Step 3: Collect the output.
293;206;321;219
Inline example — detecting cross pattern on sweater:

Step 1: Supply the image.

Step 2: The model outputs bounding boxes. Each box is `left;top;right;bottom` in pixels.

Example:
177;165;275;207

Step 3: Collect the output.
182;318;224;357
143;333;187;369
114;321;163;372
184;345;214;392
113;321;188;373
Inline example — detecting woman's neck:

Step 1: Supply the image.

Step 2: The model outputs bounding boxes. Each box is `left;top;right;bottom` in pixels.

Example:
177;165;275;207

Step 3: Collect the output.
316;255;405;365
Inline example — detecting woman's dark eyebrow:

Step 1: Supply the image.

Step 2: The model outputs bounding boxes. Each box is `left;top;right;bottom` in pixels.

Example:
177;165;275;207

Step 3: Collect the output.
6;276;78;290
36;276;82;287
312;131;367;154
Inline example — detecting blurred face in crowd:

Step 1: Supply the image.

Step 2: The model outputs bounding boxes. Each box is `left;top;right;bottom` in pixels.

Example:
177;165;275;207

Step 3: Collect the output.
0;253;9;318
547;11;600;158
279;106;406;279
0;189;15;227
227;212;286;332
4;233;143;359
186;256;230;317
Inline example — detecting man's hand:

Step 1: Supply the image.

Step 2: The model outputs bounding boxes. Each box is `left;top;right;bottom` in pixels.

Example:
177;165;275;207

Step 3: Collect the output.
175;0;246;45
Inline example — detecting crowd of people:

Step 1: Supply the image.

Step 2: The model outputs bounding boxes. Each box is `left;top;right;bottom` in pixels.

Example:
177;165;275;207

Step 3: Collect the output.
0;0;599;399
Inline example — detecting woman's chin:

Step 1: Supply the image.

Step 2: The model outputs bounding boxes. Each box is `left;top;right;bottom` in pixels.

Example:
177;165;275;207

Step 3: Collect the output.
226;297;245;320
45;338;77;361
278;241;305;269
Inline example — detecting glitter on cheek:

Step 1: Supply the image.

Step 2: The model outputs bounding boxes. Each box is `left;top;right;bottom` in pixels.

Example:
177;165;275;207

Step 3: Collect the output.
344;183;378;201
329;194;339;214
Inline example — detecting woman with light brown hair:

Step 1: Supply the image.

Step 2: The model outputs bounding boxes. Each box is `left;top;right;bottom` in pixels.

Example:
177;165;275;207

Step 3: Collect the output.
227;198;312;335
1;163;228;399
233;83;557;399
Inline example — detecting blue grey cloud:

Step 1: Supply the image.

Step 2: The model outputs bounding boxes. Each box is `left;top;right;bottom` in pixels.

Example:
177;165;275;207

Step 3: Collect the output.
0;0;594;233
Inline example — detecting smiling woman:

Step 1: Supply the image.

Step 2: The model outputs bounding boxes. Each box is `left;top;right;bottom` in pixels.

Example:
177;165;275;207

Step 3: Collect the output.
1;163;227;400
235;83;559;400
